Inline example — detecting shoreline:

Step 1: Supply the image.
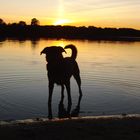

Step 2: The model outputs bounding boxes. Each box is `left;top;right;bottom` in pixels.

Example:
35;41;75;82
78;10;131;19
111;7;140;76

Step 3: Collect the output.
1;114;140;139
1;114;140;126
1;36;140;42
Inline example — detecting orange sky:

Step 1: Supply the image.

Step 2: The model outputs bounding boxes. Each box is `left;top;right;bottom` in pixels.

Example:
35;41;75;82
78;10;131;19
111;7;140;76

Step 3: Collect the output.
0;0;140;29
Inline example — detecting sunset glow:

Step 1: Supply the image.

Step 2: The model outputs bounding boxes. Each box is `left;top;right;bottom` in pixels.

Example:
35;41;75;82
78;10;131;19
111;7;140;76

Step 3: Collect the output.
0;0;140;29
54;19;72;25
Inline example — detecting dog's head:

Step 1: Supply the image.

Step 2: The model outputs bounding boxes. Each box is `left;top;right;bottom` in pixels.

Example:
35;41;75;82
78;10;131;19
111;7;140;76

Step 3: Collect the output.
40;46;66;62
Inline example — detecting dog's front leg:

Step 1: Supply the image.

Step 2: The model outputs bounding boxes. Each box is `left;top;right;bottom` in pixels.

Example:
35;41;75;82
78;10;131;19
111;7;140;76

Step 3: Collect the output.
65;81;72;117
48;82;54;119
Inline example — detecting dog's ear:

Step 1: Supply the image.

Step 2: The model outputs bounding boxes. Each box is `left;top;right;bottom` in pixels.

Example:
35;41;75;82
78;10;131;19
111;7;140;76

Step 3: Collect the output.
57;46;67;54
40;47;47;55
40;46;66;55
40;47;50;55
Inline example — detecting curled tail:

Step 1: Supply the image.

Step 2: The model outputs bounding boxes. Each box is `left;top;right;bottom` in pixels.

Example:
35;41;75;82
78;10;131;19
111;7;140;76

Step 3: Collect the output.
64;44;77;60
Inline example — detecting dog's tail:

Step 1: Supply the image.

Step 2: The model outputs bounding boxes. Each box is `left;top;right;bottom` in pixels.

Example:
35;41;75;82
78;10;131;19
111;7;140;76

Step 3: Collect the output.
64;44;77;60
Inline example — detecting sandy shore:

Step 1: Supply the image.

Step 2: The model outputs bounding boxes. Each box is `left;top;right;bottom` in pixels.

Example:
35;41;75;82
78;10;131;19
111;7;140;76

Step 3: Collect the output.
1;114;140;140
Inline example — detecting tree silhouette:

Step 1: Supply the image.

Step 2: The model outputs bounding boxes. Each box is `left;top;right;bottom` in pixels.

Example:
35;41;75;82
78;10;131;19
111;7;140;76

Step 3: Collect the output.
0;18;140;40
18;21;26;26
0;18;6;25
31;18;39;26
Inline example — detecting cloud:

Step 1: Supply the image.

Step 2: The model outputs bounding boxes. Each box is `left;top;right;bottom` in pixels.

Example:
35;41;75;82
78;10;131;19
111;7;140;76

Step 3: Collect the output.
64;0;140;13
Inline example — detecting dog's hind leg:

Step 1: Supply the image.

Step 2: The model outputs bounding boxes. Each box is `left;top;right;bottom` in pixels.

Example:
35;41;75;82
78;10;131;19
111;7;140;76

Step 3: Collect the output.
58;85;67;118
48;82;54;119
73;73;83;107
65;81;72;117
71;73;82;117
60;85;65;103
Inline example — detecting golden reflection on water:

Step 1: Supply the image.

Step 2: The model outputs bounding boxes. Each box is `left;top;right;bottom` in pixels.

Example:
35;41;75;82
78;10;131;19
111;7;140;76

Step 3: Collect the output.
3;39;139;64
0;39;140;119
1;39;140;71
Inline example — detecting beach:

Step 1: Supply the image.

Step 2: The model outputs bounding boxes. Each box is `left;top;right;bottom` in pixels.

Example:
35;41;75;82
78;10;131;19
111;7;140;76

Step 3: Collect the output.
1;114;140;140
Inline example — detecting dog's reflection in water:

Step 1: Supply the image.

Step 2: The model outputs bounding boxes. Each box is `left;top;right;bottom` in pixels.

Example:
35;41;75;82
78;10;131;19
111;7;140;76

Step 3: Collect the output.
58;96;82;119
41;44;82;119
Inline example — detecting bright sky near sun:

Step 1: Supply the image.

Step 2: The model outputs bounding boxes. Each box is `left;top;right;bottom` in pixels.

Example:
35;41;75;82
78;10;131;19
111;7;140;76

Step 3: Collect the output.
0;0;140;29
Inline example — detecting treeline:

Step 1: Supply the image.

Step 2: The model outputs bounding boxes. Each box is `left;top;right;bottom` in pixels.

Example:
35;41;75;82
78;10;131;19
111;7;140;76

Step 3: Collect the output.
1;18;140;41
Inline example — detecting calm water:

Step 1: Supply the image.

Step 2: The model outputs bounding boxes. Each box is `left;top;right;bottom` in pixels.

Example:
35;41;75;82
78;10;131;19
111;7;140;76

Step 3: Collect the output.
0;39;140;120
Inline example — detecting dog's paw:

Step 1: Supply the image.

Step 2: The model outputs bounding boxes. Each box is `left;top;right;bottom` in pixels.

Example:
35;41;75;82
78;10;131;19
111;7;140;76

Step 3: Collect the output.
48;115;53;120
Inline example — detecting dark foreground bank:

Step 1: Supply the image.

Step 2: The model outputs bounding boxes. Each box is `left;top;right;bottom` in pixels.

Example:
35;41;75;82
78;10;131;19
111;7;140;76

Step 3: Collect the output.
1;115;140;140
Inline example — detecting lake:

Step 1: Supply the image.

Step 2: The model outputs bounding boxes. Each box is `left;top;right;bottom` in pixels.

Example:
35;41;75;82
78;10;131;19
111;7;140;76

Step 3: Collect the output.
0;38;140;120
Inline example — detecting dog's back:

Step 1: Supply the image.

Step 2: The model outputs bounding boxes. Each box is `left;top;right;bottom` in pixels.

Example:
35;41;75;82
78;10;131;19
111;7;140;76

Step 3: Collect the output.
46;45;80;85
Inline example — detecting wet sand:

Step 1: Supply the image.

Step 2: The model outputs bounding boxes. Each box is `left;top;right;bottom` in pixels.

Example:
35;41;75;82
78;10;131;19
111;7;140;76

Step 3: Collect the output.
1;114;140;140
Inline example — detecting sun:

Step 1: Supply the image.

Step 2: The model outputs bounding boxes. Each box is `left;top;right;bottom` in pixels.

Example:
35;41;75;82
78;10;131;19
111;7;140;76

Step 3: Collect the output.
54;19;71;25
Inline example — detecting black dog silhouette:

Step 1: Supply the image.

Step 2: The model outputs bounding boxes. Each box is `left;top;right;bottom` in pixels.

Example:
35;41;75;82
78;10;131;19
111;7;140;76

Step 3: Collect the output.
41;44;82;119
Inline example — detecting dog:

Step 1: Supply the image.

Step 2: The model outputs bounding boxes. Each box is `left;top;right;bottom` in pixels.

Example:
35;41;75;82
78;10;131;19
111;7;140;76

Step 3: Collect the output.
41;44;82;119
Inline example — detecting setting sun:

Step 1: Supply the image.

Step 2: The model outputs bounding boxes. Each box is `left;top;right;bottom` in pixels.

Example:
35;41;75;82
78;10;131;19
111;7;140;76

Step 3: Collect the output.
54;19;71;25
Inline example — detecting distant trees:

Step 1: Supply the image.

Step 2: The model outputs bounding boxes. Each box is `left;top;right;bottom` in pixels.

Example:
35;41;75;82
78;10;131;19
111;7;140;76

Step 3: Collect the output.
0;18;6;25
0;17;140;41
31;18;40;26
0;18;40;26
18;21;26;26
